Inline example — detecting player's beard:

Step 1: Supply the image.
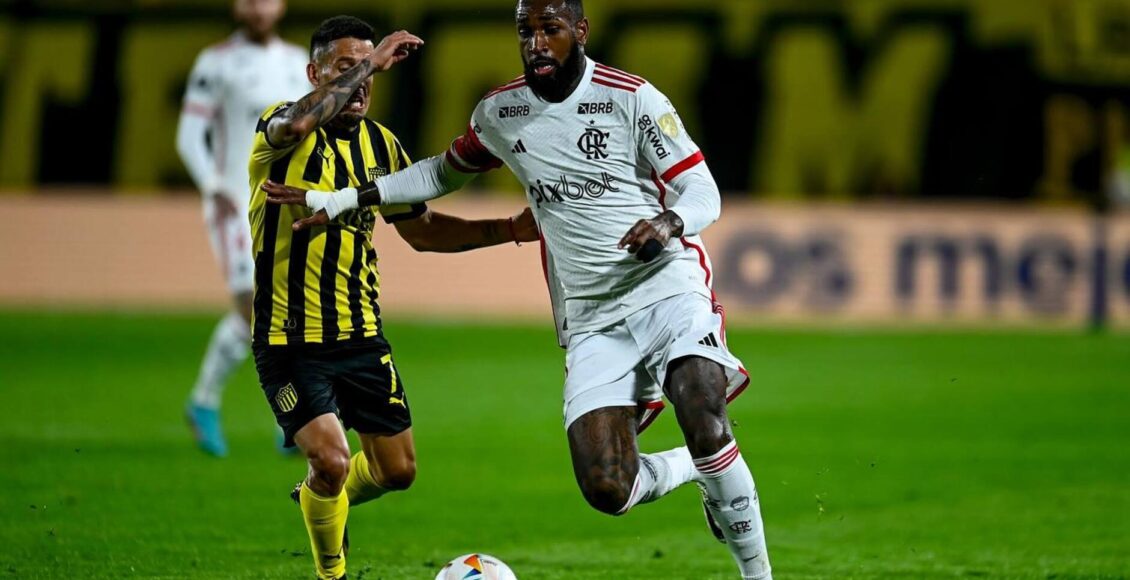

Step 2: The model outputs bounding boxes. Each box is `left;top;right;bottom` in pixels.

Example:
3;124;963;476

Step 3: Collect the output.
524;40;584;103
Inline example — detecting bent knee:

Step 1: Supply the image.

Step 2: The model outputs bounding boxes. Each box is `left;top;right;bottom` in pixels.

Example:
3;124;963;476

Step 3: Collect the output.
307;448;351;493
374;461;416;491
579;475;633;516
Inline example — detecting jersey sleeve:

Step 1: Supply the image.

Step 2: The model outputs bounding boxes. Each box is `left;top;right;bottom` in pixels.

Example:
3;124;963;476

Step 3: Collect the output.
444;101;504;174
378;131;428;224
177;49;221;194
635;84;704;183
250;101;298;165
182;49;220;118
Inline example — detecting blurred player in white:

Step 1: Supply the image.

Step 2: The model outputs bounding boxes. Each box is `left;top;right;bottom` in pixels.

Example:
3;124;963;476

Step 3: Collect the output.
263;0;772;577
176;0;311;457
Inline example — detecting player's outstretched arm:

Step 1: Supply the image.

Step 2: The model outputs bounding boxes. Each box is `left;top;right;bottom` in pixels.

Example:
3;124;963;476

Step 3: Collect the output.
393;207;538;253
265;30;423;149
259;176;536;247
261;154;478;230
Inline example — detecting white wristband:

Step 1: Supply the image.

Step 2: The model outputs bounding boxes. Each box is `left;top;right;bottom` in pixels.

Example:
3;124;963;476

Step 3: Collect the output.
202;175;223;198
306;187;358;220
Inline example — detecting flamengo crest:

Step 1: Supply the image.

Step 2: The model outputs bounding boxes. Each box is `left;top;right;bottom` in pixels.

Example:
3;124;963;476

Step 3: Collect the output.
577;127;610;160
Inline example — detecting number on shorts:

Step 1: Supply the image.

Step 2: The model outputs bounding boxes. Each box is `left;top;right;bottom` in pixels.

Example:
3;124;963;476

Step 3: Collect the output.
381;353;404;407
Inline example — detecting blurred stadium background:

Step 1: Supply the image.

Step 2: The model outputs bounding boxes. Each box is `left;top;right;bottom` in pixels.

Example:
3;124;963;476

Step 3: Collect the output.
1;0;1127;578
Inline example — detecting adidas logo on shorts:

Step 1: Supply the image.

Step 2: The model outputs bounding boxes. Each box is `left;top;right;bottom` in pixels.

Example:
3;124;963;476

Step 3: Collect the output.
698;333;720;348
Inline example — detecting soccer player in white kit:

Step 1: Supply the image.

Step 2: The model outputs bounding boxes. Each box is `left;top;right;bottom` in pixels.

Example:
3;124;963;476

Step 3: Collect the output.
176;0;311;457
263;0;771;576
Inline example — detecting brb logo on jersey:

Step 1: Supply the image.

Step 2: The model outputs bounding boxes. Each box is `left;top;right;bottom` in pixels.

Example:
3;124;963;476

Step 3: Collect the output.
529;172;620;207
578;101;614;115
577;127;610;160
498;105;531;119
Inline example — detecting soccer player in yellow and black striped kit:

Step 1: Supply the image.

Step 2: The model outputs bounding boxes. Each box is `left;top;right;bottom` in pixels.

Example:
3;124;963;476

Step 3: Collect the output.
248;17;537;580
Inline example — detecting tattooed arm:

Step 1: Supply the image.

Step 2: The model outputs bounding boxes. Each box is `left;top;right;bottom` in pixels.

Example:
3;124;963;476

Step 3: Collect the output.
265;30;423;149
392;207;538;253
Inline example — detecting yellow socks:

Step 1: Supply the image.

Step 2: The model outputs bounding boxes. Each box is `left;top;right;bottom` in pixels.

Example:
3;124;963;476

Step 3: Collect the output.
298;481;348;580
298;453;388;579
344;451;389;506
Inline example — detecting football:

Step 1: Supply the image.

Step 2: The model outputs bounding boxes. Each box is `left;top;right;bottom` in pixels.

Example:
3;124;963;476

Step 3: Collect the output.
434;553;517;580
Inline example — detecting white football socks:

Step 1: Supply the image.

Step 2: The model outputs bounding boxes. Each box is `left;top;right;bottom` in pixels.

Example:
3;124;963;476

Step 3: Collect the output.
694;441;772;580
189;311;250;409
617;446;698;515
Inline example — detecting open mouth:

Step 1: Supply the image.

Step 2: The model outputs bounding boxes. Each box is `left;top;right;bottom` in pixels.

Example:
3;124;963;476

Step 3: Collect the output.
345;89;365;113
530;60;558;77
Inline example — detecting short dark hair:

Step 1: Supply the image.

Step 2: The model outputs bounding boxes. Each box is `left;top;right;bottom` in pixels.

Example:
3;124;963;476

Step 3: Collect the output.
517;0;584;22
310;15;375;60
564;0;584;20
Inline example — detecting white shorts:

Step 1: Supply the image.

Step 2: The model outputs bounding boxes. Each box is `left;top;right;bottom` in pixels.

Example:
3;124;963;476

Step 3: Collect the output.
203;198;254;295
562;292;750;433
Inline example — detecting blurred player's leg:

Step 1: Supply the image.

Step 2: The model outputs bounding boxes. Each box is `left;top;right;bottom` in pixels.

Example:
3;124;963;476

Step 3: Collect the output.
294;413;352;580
186;299;250;457
667;357;771;580
188;199;255;457
346;428;416;505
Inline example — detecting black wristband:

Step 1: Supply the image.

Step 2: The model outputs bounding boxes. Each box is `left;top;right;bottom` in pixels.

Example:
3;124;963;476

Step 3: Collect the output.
357;181;382;205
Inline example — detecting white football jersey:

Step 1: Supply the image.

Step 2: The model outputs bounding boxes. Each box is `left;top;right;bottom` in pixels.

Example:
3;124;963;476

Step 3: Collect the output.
448;58;717;343
181;32;311;208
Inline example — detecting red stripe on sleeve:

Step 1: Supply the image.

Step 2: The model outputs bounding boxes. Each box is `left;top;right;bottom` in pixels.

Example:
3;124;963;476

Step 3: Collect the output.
448;124;503;173
445;149;476;173
660;151;705;183
182;102;215;118
594;66;644;87
596;64;645;84
592;78;638;93
464;124;490;152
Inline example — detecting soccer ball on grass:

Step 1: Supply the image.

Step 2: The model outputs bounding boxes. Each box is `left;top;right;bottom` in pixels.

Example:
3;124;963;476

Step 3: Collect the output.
434;553;517;580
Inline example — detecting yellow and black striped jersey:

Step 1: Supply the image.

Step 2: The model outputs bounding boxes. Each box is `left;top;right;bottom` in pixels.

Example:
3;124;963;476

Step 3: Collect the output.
248;101;425;346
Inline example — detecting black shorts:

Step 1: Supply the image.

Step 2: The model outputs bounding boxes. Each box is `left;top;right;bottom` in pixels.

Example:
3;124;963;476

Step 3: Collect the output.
253;336;411;447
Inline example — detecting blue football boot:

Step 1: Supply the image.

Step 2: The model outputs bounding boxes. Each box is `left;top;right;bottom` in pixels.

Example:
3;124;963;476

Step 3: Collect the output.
186;403;228;457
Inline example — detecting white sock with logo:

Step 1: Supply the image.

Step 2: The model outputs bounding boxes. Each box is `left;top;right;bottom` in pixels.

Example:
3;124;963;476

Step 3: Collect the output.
694;441;772;580
616;446;697;515
189;311;250;409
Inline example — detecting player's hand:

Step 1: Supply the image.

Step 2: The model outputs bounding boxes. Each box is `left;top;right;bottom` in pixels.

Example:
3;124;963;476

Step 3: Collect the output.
263;180;360;228
291;210;330;231
368;30;424;72
509;207;540;243
209;191;239;224
261;180;307;205
262;180;332;230
618;210;685;262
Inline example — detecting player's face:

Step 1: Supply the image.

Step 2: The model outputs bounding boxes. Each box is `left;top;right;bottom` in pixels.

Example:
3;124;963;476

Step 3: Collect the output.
311;37;375;128
516;0;588;97
234;0;285;38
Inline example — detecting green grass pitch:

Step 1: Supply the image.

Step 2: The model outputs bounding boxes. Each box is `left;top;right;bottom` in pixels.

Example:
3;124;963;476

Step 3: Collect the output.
1;311;1127;579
